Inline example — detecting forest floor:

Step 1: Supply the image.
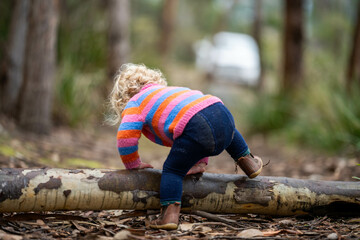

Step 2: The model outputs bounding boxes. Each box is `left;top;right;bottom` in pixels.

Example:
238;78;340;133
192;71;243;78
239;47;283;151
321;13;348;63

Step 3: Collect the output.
0;114;359;240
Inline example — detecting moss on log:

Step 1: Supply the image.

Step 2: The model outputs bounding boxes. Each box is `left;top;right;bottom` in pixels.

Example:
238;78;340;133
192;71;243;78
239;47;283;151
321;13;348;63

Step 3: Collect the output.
0;168;359;216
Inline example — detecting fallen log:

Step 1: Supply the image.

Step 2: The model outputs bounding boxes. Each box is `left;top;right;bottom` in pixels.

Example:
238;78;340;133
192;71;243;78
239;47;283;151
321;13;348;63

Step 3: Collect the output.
0;168;359;216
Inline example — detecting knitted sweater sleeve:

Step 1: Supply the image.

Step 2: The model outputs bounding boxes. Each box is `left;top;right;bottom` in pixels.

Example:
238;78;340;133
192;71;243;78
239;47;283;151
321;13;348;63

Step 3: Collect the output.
117;107;144;169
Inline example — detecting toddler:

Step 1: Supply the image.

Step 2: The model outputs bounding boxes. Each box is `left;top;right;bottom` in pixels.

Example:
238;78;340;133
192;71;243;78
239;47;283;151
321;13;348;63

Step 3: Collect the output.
108;63;263;230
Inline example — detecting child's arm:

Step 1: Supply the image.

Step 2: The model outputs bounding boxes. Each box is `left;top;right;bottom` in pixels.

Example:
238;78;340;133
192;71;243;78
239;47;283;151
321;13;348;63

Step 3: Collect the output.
117;112;149;169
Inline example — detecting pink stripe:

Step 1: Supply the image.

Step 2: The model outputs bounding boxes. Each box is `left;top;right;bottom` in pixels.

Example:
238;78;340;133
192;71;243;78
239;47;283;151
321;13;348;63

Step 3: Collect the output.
124;158;141;169
117;138;139;147
131;84;161;102
173;97;222;139
121;114;141;123
157;91;202;142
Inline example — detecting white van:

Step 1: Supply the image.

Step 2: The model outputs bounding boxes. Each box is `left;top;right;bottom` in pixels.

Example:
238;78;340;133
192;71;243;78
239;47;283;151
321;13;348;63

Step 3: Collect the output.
194;32;261;87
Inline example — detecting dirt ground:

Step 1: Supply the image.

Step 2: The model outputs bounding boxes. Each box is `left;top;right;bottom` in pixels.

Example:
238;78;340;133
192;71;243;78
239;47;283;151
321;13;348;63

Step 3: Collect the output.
0;114;359;239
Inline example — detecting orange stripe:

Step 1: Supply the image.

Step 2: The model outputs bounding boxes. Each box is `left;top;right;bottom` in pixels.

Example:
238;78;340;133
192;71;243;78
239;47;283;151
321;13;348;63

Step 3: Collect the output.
122;107;138;117
151;90;189;137
117;129;141;139
121;152;139;163
168;95;212;131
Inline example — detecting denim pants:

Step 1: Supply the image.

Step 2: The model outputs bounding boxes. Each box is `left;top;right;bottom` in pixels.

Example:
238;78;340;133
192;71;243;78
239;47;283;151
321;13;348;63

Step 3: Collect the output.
160;102;249;205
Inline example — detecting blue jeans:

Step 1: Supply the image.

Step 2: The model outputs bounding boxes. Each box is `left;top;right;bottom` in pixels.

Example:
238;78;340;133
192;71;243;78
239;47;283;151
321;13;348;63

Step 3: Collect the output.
160;102;249;205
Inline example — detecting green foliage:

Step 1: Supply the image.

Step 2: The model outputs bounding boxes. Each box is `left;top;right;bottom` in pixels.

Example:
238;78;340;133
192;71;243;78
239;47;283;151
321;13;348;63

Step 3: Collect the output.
0;144;16;157
246;93;294;134
57;0;107;71
248;44;360;154
131;16;162;67
64;158;104;168
311;6;352;61
54;63;104;127
288;80;360;153
245;0;360;155
55;0;108;126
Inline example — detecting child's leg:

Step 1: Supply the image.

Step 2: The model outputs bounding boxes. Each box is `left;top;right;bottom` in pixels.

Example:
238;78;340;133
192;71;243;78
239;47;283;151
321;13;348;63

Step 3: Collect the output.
149;134;207;229
225;129;250;159
225;128;263;178
160;135;208;206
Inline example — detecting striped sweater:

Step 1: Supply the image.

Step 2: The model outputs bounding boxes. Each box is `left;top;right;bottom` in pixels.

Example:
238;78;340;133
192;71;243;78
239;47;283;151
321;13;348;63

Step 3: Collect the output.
117;84;222;169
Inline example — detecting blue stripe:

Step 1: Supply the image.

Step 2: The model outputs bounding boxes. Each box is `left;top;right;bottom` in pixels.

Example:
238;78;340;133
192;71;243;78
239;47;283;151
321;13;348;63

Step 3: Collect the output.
118;145;138;155
118;122;143;131
163;94;203;139
124;101;139;110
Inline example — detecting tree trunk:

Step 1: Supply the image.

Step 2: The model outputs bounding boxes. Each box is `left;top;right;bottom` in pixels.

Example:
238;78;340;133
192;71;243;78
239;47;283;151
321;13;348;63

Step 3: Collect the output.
346;1;360;89
0;168;359;216
0;0;29;116
253;0;264;91
159;0;178;62
107;0;130;81
18;0;59;134
283;0;304;91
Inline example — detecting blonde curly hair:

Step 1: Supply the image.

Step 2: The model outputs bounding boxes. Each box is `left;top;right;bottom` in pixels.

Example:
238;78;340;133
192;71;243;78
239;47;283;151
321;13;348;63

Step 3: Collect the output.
107;63;167;125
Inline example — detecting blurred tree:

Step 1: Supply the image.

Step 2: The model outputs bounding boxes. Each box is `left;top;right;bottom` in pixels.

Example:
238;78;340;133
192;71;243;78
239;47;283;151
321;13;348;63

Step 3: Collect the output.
19;0;59;134
212;0;237;34
253;0;264;90
0;0;29;117
346;1;360;89
107;0;130;81
283;0;304;91
159;0;178;63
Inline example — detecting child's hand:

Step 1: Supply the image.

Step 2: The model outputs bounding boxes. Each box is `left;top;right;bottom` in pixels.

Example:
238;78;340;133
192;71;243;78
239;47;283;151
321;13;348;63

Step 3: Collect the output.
187;162;206;175
137;162;154;169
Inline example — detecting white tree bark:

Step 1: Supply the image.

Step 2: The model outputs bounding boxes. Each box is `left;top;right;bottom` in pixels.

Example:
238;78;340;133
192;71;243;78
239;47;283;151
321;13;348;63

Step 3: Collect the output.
0;168;359;216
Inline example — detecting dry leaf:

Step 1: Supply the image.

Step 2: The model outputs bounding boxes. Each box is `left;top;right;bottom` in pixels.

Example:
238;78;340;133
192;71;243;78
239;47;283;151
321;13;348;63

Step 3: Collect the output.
0;230;22;240
237;229;263;238
114;230;131;240
263;229;303;237
262;230;282;236
36;219;50;230
327;233;338;240
200;226;212;233
180;223;195;231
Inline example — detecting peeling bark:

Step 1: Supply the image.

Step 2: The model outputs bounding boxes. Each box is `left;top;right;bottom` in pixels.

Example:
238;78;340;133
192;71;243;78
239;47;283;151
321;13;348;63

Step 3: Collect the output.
0;168;359;216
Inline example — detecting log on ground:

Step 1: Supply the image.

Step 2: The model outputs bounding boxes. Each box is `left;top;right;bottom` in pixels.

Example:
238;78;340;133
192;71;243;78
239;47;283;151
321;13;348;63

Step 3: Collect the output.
0;168;359;216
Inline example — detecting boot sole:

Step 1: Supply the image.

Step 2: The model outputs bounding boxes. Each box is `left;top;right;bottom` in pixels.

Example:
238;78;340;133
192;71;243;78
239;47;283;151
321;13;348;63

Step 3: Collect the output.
149;223;178;230
249;164;262;179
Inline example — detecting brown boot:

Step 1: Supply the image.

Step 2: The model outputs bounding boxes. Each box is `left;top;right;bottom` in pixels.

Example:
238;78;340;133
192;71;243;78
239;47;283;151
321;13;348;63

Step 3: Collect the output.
236;153;263;178
149;203;181;230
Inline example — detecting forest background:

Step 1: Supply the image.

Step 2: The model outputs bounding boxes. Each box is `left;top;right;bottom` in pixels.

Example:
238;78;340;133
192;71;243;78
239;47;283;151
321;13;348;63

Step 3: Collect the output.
0;0;360;176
